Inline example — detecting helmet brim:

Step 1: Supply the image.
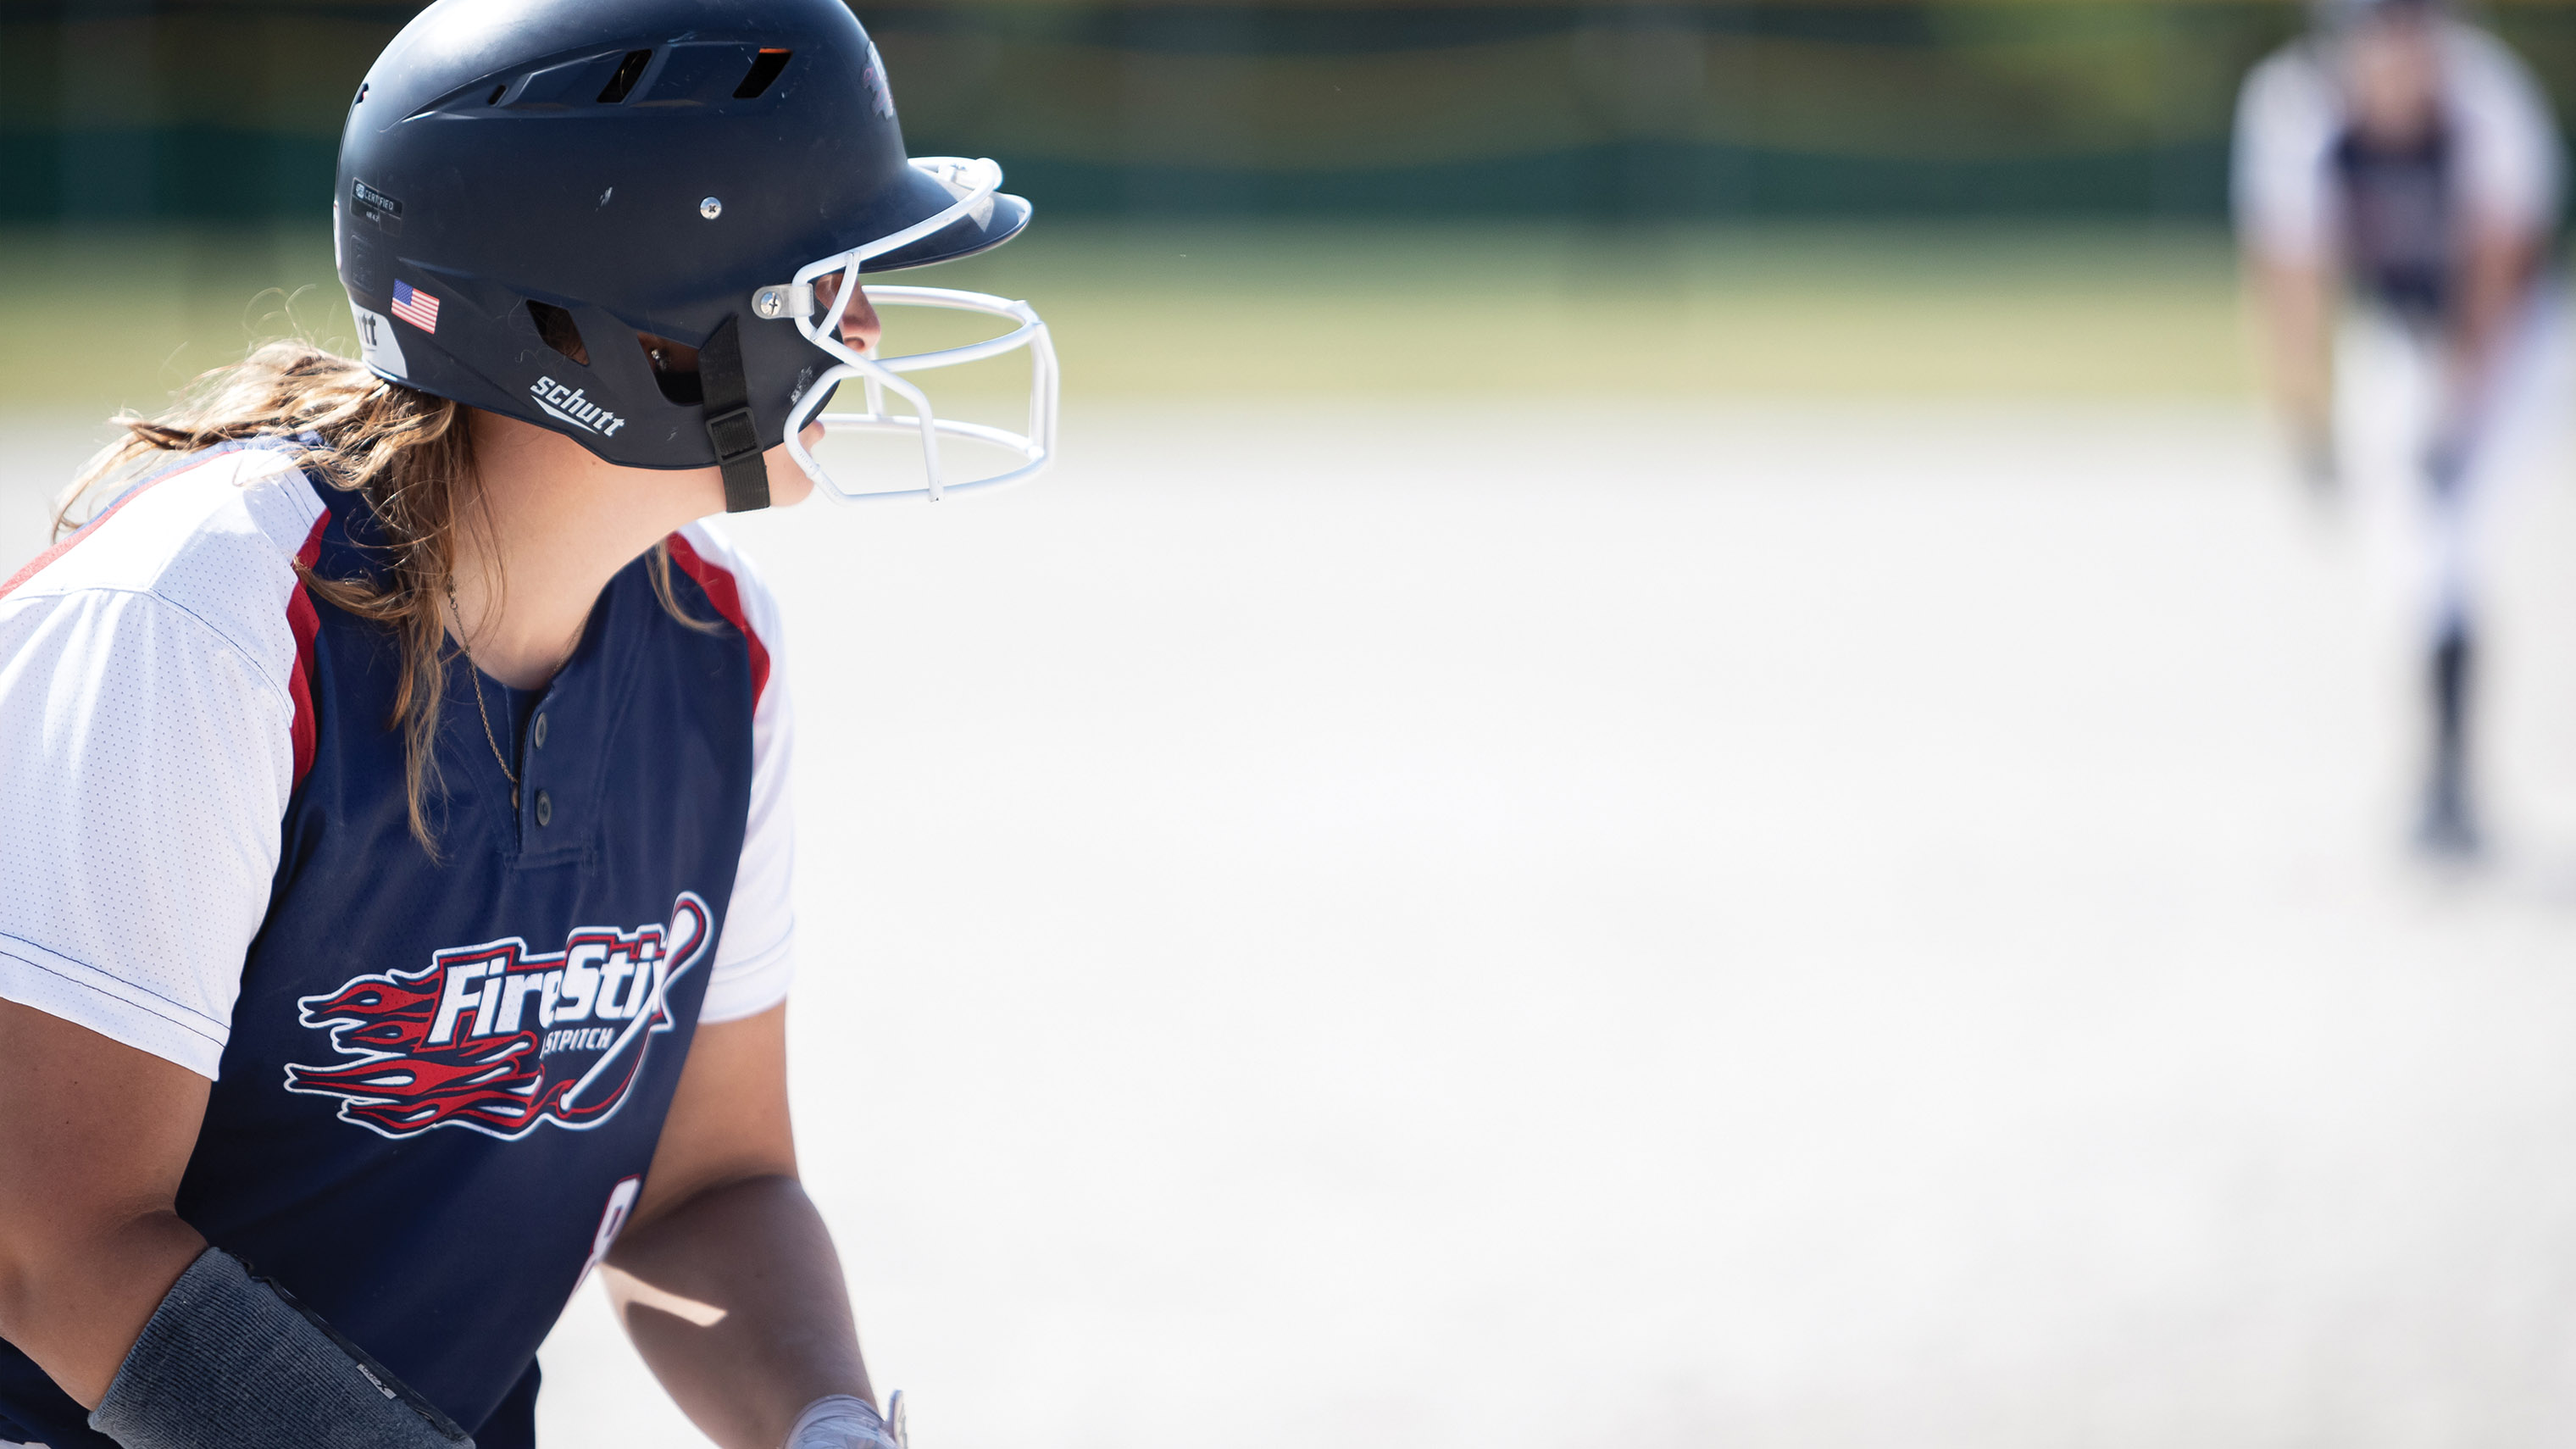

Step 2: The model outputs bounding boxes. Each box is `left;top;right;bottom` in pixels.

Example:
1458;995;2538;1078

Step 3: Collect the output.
859;166;1033;272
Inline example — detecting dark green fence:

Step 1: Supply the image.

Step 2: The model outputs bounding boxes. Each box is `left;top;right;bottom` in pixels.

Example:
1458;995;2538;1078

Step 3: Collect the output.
9;0;2575;223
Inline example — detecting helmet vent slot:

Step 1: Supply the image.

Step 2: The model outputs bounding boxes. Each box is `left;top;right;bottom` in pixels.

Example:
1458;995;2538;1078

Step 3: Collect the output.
640;332;704;406
487;83;508;105
597;50;652;103
734;49;791;99
528;302;591;367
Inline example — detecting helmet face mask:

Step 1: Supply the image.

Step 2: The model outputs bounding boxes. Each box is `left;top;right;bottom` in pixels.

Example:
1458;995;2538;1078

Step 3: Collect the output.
335;0;1053;508
772;158;1059;503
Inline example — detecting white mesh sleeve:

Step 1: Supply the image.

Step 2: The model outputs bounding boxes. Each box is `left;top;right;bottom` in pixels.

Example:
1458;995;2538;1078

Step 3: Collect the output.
692;528;797;1024
2449;25;2565;241
0;590;292;1077
2235;44;2340;262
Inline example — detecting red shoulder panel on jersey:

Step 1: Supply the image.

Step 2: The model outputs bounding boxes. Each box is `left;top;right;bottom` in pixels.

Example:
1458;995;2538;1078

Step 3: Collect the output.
663;532;771;706
286;513;328;788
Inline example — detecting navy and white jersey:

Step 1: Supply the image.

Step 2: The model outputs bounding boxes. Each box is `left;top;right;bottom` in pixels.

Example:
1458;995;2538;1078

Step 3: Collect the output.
0;439;798;1449
2234;19;2564;314
2332;122;2458;320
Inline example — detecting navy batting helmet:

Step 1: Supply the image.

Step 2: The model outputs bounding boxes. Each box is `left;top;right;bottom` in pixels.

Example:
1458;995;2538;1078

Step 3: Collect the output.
336;0;1054;508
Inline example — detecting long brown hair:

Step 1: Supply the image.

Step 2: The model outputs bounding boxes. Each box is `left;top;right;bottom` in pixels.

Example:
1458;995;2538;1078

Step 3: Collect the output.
62;340;705;854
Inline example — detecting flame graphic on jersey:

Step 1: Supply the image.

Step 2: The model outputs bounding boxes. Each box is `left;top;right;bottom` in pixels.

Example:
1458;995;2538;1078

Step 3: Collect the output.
284;893;711;1141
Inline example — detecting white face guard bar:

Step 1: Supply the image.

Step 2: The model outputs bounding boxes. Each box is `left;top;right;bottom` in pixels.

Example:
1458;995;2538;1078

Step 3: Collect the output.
756;157;1059;504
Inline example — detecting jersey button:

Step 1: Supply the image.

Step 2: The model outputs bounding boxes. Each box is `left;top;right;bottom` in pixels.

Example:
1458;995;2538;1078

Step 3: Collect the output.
532;713;549;750
534;789;553;827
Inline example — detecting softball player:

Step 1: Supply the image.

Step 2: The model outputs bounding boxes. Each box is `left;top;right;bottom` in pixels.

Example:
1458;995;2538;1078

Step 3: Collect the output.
2235;0;2566;858
0;1;1053;1446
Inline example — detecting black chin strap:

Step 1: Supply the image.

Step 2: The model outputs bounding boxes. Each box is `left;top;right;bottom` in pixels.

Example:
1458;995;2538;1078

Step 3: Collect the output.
698;314;769;513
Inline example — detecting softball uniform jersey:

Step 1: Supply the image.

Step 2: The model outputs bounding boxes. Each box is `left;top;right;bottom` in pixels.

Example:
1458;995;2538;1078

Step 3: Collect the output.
2235;18;2564;312
0;438;799;1448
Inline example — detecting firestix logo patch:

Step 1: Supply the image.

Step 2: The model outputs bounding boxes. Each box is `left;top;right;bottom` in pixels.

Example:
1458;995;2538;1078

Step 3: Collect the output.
285;893;712;1141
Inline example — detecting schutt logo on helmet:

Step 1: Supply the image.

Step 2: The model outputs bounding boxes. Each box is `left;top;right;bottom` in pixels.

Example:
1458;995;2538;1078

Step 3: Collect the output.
530;377;629;438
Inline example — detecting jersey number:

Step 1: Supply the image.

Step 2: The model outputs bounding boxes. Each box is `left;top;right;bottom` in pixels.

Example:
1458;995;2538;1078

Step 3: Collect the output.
575;1174;643;1287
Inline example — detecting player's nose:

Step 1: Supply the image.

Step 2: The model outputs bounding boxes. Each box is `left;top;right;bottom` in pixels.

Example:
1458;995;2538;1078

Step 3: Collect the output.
818;275;882;356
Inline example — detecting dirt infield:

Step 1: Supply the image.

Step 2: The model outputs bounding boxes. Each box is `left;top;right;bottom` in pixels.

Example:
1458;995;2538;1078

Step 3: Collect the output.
13;394;2576;1446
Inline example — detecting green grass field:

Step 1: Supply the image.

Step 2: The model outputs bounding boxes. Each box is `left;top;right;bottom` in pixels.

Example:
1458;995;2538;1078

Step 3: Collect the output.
0;222;2254;419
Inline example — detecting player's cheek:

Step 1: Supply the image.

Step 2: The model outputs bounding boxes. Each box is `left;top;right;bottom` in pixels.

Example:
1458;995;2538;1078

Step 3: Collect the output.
763;443;819;506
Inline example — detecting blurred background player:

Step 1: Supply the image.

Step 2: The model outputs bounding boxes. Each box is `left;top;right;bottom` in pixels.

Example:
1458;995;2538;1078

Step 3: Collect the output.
2235;0;2567;858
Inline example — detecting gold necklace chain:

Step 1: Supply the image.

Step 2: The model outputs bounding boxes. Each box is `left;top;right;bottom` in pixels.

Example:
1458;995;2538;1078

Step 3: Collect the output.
444;577;521;808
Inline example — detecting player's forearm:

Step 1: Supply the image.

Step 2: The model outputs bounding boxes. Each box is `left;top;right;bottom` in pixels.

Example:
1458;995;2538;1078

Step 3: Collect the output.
2248;250;2334;442
603;1172;872;1449
2443;226;2541;422
0;999;214;1410
0;1210;205;1408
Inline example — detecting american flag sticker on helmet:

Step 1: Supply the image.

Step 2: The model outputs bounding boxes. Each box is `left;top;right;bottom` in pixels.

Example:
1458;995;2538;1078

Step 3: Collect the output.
390;280;440;334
